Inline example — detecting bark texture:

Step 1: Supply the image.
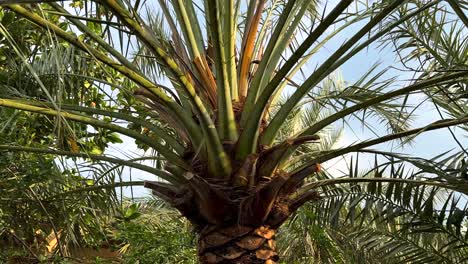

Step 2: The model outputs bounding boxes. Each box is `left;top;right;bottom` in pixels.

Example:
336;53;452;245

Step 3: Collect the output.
145;141;322;263
198;225;278;264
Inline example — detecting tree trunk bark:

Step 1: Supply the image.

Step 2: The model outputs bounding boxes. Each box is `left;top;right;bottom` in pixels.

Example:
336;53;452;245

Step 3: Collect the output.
197;224;278;264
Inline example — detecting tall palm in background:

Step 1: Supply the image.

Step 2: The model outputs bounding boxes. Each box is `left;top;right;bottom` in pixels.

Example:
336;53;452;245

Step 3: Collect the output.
0;0;467;263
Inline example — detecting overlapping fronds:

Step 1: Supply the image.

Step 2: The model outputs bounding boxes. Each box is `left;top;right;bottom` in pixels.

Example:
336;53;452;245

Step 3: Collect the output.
0;1;466;262
280;151;468;263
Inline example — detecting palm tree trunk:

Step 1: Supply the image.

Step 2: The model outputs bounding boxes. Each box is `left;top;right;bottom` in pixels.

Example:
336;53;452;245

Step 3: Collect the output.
198;225;278;264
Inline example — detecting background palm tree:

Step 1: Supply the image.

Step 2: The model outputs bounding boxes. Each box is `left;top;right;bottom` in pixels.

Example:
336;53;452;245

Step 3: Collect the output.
0;0;467;263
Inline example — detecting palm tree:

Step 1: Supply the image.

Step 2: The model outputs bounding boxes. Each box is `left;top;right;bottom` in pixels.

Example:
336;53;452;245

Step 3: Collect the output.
0;1;467;263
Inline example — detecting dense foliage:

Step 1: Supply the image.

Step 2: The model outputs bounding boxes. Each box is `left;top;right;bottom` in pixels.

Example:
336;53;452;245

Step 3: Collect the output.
0;1;467;263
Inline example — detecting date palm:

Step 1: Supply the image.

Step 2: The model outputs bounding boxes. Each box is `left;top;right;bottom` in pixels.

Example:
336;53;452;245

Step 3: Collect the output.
0;0;467;263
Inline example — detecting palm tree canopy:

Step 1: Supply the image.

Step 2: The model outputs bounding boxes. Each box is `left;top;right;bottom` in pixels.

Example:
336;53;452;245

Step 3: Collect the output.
0;0;467;263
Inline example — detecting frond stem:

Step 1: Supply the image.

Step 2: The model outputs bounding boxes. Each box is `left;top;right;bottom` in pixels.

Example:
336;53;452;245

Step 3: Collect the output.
0;145;179;183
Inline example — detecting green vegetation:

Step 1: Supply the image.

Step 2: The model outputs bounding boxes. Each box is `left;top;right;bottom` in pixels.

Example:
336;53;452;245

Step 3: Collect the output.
0;1;467;263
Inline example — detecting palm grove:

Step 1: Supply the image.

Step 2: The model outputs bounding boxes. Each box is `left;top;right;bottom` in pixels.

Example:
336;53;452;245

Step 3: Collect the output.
0;0;467;263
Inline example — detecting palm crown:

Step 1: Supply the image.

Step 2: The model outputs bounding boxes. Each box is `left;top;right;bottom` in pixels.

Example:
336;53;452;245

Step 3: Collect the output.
0;0;467;263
